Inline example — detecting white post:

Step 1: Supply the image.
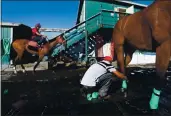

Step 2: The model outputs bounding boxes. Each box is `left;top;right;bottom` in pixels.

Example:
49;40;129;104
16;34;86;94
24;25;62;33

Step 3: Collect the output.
10;27;13;44
10;27;13;66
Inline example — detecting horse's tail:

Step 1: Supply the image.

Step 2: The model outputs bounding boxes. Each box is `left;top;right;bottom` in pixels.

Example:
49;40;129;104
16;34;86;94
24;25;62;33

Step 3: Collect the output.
10;42;17;63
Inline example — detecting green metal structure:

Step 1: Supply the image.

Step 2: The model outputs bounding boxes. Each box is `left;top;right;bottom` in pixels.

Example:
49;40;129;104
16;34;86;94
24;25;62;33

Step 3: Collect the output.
51;0;146;62
1;26;13;64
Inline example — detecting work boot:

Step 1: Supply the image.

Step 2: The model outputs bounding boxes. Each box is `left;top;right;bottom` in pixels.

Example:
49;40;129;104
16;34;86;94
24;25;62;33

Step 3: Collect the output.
99;95;111;100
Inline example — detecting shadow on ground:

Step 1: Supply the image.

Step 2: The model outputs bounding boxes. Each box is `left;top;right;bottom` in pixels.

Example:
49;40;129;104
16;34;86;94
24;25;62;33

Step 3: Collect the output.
1;66;171;116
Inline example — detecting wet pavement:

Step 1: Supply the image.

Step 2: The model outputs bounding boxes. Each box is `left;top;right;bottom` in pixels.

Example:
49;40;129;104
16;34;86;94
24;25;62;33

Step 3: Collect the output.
1;65;171;116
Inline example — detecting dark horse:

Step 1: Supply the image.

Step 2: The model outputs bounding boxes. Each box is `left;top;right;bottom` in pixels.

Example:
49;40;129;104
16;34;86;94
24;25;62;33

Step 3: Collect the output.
10;24;65;74
112;0;171;110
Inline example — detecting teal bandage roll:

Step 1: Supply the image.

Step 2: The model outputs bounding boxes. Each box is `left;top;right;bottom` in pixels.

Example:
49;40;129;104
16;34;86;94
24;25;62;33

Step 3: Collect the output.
149;88;161;109
122;80;127;89
4;89;8;94
92;92;99;99
87;93;92;101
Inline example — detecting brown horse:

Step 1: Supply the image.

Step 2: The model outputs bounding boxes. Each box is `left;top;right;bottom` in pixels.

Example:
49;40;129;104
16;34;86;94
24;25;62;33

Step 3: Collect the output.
10;35;65;74
112;0;171;110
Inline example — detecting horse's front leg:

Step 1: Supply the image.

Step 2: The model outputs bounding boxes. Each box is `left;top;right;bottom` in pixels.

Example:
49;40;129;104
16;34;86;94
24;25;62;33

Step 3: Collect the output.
112;29;127;97
149;39;171;110
13;64;17;74
115;45;127;97
122;45;136;95
33;55;44;75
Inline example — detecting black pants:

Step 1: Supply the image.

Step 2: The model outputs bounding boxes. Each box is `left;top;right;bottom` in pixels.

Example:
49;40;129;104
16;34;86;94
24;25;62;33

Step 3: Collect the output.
81;73;117;97
32;36;46;45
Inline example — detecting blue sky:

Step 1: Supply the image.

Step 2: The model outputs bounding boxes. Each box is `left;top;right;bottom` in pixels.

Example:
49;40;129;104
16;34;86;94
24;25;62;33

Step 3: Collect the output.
2;0;153;29
2;1;79;28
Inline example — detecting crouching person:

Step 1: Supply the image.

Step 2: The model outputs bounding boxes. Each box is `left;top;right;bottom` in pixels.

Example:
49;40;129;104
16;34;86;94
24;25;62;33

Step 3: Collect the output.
80;56;128;101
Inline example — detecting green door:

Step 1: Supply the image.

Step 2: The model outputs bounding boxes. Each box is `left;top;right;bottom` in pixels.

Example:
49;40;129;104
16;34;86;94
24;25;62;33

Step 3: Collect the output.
1;27;12;64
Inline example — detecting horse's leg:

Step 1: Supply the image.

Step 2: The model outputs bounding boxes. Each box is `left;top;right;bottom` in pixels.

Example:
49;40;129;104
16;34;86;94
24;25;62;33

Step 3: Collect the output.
113;30;127;97
13;56;19;74
16;50;26;74
33;55;44;74
116;44;129;98
16;54;26;74
20;63;26;74
125;44;136;67
149;39;171;110
121;46;135;93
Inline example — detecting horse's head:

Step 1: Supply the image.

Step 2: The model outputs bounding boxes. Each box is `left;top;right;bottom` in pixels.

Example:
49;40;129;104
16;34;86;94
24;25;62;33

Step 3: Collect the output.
56;36;64;43
56;36;67;47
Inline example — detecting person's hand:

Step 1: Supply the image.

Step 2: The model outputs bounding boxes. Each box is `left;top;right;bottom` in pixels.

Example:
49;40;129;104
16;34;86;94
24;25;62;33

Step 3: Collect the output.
123;76;129;82
42;35;47;38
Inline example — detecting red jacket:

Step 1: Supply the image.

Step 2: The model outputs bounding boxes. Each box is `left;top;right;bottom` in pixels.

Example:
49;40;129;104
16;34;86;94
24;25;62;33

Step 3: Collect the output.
32;28;42;39
32;28;39;36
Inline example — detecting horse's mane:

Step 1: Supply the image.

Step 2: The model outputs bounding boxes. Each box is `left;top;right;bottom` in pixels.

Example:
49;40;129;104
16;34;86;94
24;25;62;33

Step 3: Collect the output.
48;35;62;43
49;37;57;43
13;24;32;41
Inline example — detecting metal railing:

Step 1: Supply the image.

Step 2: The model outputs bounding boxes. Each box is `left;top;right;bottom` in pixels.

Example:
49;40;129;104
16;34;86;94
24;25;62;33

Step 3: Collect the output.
101;9;132;15
52;10;131;56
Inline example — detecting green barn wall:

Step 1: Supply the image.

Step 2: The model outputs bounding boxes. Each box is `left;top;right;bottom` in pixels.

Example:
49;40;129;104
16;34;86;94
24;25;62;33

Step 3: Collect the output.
1;27;13;64
77;0;145;25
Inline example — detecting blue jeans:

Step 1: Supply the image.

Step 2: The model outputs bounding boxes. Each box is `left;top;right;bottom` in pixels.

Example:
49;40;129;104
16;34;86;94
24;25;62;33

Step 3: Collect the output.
81;73;115;97
32;36;46;45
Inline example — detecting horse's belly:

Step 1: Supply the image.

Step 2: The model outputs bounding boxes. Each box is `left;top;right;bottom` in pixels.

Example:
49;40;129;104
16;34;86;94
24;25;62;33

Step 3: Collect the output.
128;40;147;50
126;35;152;51
125;18;152;50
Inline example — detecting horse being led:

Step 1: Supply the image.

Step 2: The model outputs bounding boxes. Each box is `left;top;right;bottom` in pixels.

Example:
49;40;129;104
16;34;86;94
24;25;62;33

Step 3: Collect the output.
10;35;65;74
112;0;171;110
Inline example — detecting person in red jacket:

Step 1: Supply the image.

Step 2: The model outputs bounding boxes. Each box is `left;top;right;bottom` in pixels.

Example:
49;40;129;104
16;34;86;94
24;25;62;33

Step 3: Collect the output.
32;23;47;46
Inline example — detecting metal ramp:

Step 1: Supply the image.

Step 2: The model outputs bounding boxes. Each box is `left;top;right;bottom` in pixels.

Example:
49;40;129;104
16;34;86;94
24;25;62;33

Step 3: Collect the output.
51;10;130;62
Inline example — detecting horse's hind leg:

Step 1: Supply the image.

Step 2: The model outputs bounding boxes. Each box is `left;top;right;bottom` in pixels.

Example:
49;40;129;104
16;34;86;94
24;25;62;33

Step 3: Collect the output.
18;55;26;74
17;52;26;74
20;64;26;74
149;39;171;109
125;44;135;67
13;56;19;74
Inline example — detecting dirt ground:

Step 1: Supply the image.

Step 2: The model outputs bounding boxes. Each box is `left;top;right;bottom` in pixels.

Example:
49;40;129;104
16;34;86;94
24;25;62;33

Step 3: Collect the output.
1;64;171;116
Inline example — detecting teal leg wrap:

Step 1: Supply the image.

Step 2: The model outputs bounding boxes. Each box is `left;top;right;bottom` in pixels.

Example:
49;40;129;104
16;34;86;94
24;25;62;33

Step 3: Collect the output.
122;80;127;89
86;92;99;101
87;93;92;101
149;88;161;109
92;92;99;99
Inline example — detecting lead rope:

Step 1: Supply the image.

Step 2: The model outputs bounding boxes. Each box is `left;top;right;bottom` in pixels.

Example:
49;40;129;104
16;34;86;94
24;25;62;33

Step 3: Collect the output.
125;100;148;113
115;101;129;116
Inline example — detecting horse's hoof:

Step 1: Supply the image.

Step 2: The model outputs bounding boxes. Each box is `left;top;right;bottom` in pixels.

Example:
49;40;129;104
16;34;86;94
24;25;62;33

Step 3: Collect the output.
25;72;28;75
52;71;56;74
32;71;36;75
120;88;128;98
124;92;128;98
14;71;17;75
22;69;26;74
